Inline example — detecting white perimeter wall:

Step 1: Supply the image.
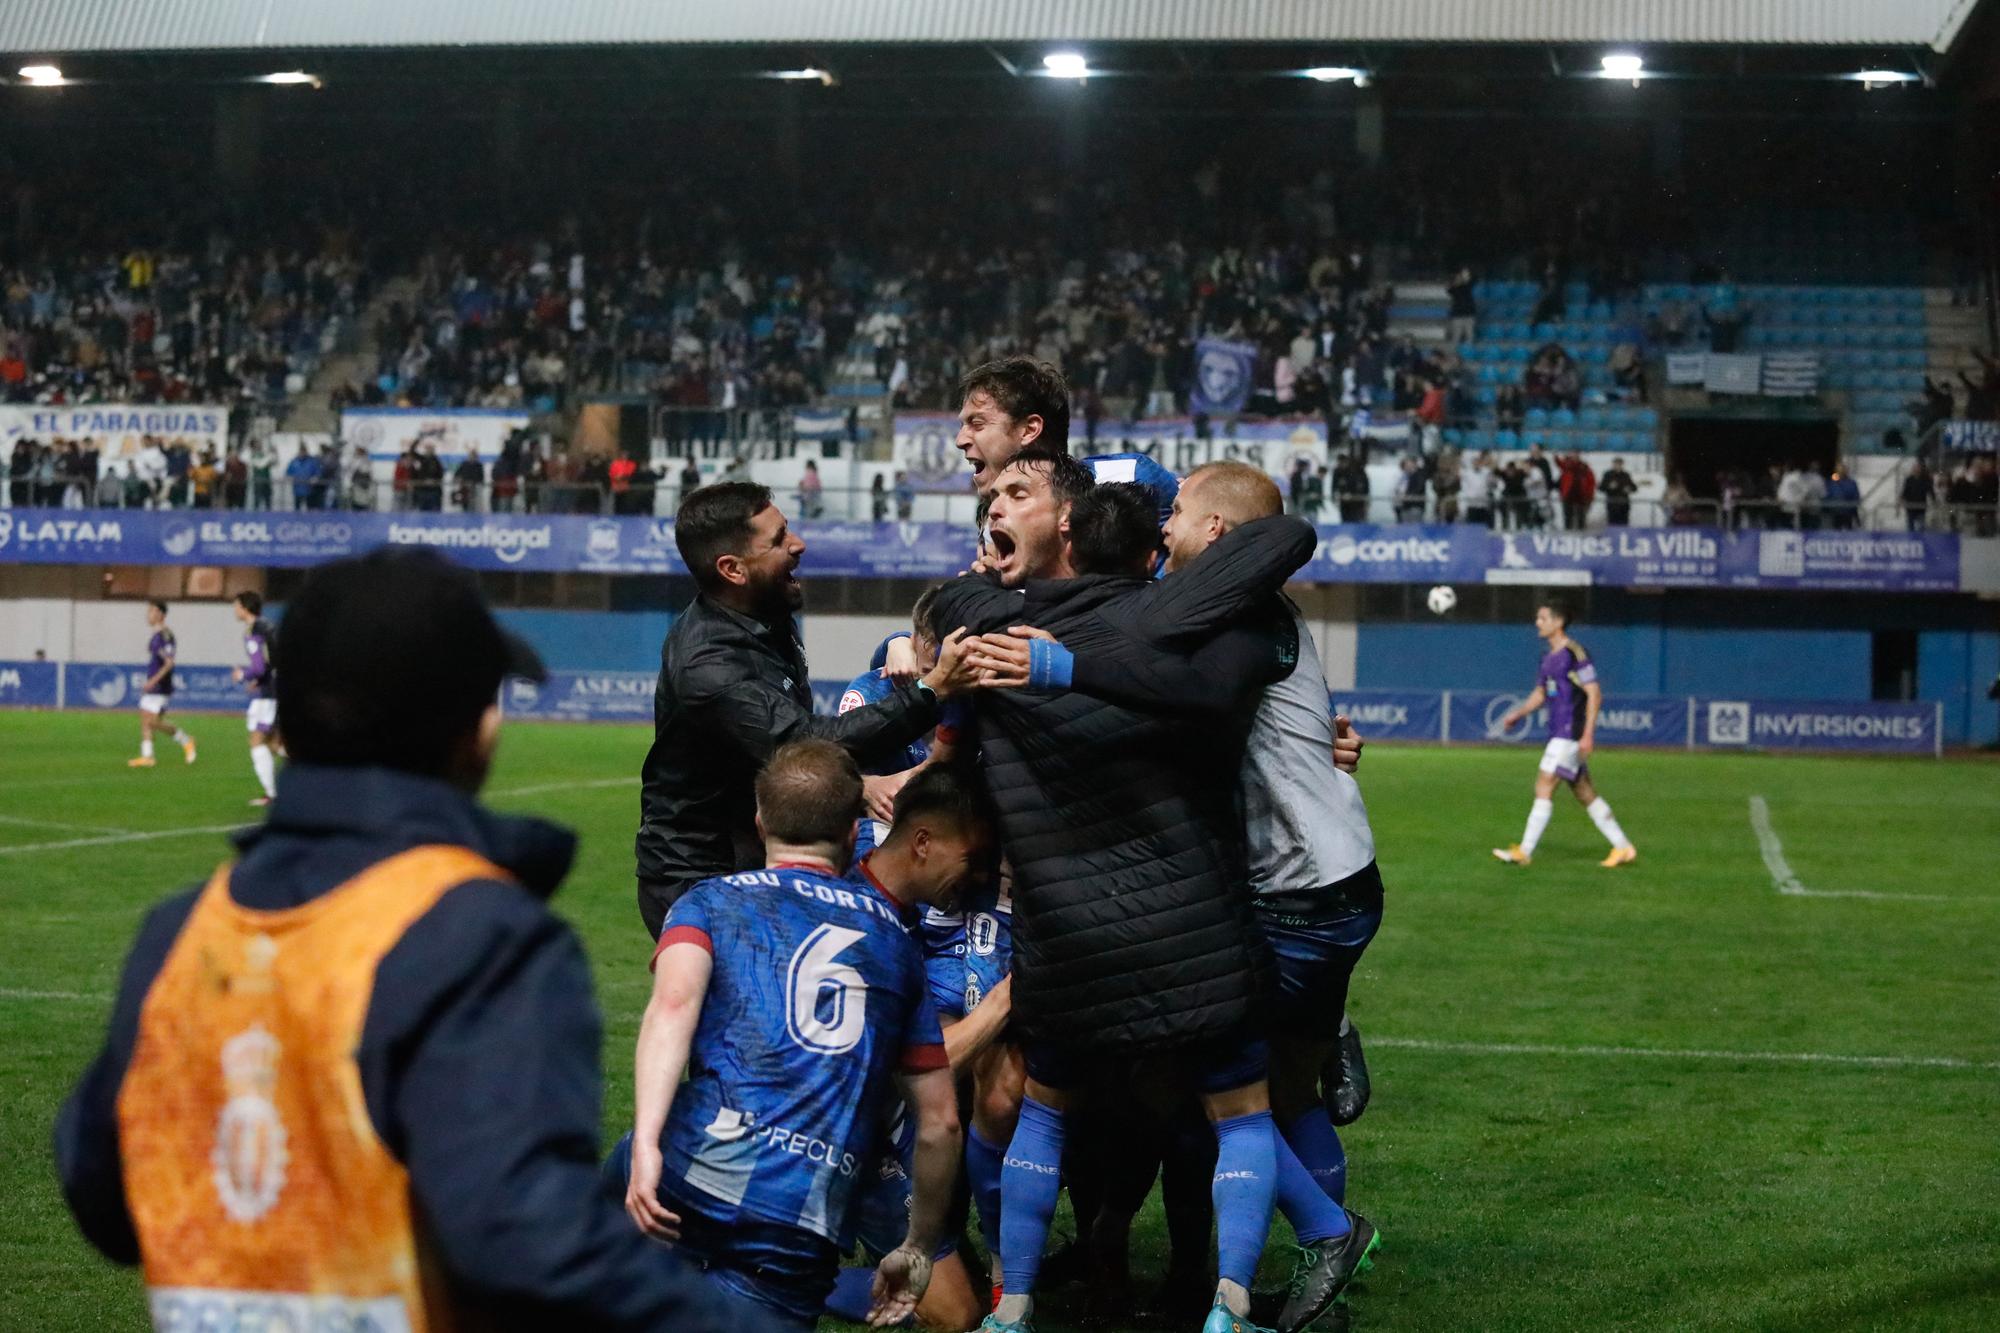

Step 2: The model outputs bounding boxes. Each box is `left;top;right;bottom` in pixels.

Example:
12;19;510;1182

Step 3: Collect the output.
0;598;245;665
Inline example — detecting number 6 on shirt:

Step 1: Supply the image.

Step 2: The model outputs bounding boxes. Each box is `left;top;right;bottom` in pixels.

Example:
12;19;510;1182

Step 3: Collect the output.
786;925;869;1056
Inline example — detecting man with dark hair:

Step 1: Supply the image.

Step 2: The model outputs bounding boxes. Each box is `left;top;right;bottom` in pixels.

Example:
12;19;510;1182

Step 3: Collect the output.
1493;598;1638;868
921;458;1317;1333
231;591;279;806
982;447;1095;588
57;548;758;1332
1068;482;1168;578
128;600;197;769
620;739;971;1331
955;357;1071;494
637;481;978;937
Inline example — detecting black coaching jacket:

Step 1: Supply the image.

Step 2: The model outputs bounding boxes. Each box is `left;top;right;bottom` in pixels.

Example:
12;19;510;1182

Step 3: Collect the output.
925;515;1316;1053
635;593;939;935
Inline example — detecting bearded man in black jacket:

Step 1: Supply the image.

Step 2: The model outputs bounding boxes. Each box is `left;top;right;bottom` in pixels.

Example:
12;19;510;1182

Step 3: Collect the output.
924;448;1313;1333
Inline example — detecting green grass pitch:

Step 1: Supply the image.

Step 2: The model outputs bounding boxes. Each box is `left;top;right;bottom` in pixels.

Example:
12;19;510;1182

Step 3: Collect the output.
2;709;1996;1331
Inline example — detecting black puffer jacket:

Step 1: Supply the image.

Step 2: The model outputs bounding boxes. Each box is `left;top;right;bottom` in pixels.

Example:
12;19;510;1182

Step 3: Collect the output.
926;516;1315;1053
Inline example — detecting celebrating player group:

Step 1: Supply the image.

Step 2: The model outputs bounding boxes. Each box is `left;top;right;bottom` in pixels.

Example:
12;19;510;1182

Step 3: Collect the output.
623;356;1419;1333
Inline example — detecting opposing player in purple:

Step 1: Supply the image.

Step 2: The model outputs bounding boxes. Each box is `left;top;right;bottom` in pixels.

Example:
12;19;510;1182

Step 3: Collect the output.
617;739;976;1330
230;591;280;806
128;599;197;769
1492;597;1637;868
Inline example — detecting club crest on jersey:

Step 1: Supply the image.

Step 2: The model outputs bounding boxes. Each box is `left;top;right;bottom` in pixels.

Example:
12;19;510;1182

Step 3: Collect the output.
211;1024;289;1223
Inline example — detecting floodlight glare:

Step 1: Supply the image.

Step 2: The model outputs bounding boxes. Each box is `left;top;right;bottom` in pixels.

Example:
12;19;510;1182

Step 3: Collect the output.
1042;52;1089;80
1848;69;1917;86
1304;67;1364;83
769;67;836;85
257;71;322;87
19;64;64;86
1600;53;1644;82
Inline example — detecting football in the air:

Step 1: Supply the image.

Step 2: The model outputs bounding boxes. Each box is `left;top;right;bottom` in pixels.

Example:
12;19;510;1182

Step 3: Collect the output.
1426;585;1458;615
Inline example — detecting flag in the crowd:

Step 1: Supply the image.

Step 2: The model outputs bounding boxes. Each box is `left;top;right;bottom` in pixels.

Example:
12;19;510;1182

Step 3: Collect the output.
1761;351;1820;397
1704;353;1763;396
1190;337;1258;416
793;408;848;441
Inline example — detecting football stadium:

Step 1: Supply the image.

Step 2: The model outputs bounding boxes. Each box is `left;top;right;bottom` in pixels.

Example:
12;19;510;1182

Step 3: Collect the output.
2;3;1998;1330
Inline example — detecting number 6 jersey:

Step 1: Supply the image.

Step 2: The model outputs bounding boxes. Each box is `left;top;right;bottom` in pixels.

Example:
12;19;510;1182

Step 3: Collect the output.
651;860;947;1245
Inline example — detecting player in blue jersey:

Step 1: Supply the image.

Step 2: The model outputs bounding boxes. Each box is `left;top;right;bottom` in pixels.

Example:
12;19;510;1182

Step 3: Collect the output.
128;600;197;768
230;591;280;807
833;766;1015;1332
618;740;984;1330
1492;598;1638;868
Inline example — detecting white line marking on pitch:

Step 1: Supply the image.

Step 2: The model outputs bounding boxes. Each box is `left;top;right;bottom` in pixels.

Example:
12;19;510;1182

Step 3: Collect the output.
486;776;639;799
1371;1036;2000;1072
0;986;111;1003
1747;795;1950;902
0;777;638;857
0;822;247;857
0;812;133;835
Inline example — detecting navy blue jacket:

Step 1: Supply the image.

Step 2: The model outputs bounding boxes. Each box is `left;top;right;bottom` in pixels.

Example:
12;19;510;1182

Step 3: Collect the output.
54;763;769;1331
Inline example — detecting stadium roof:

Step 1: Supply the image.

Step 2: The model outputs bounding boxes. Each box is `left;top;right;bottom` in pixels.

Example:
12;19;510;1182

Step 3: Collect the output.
0;0;1985;56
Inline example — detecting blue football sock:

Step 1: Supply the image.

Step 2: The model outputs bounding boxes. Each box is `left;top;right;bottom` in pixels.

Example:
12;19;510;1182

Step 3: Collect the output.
1273;1129;1351;1245
966;1123;1007;1257
824;1266;889;1323
1283;1109;1348;1205
1211;1111;1279;1291
999;1096;1067;1297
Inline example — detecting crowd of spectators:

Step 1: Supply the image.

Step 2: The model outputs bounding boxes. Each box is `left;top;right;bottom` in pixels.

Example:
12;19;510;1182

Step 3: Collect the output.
0;238;366;411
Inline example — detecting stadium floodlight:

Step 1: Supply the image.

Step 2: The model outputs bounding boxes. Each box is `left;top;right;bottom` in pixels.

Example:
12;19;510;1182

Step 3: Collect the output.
1848;69;1918;88
1599;53;1644;84
256;71;322;88
18;64;64;86
767;67;837;86
1303;66;1365;83
1042;52;1090;80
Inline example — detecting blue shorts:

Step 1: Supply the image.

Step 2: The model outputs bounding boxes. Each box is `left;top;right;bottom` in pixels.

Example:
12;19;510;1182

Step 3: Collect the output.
1256;862;1385;1038
846;1104;963;1264
919;906;969;1021
1025;1031;1269;1096
602;1132;837;1331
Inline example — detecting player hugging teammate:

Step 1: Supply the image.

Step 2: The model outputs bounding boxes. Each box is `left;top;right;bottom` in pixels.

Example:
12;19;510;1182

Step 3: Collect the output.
617;357;1389;1333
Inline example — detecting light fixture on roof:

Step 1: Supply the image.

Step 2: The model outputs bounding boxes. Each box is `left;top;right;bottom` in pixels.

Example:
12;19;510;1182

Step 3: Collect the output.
1599;53;1644;85
18;64;64;87
256;70;322;88
1848;68;1918;89
767;67;837;86
1042;52;1090;80
1303;66;1365;84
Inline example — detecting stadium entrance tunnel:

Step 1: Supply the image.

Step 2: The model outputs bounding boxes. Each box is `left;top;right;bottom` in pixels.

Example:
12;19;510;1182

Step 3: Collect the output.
1667;412;1841;506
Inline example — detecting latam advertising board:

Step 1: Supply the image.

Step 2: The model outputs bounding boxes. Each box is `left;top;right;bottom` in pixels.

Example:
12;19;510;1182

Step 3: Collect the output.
1446;690;1691;749
501;671;656;723
0;508;1962;592
0;660;60;707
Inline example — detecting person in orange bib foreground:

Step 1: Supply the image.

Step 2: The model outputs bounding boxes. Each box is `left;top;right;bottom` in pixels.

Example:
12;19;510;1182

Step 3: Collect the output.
55;548;765;1332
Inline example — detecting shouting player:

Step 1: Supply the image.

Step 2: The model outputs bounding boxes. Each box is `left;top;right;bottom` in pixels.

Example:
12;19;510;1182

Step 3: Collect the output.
1491;598;1638;868
617;740;973;1330
128;600;196;768
231;591;279;807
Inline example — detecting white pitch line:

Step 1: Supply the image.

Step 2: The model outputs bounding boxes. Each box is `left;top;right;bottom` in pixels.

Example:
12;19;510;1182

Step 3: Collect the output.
0;812;133;835
1370;1035;2000;1072
1746;795;1951;902
0;776;639;857
487;776;639;799
0;821;248;857
0;986;111;1003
